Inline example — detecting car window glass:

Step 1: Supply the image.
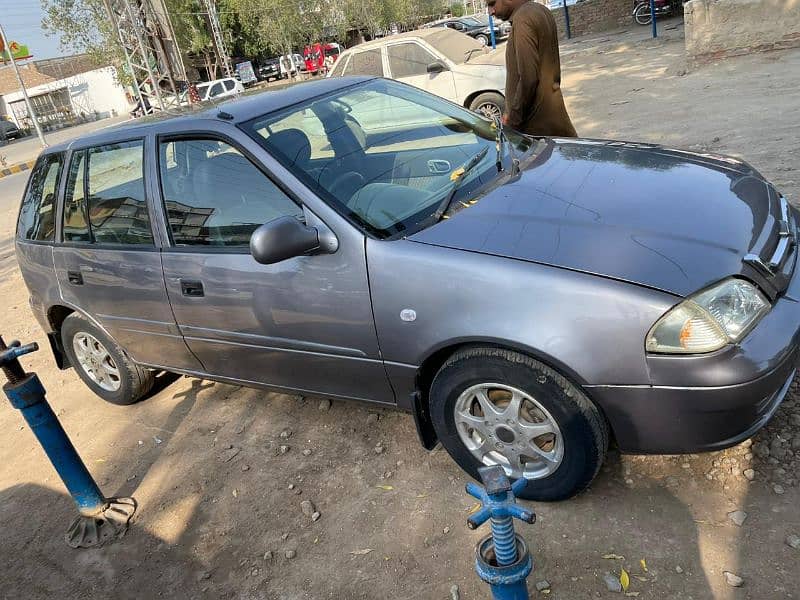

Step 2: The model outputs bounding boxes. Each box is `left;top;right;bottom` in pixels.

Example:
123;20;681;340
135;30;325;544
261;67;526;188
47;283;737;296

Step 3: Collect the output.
18;153;63;242
350;49;383;77
387;43;438;78
86;140;153;245
209;82;224;97
224;79;235;91
254;109;333;160
63;150;90;242
197;84;210;98
245;79;505;239
158;138;302;247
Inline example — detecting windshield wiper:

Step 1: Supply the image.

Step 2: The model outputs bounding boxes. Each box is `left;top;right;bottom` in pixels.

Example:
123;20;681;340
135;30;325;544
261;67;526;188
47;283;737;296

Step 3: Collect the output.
433;146;490;221
494;116;520;176
464;48;484;62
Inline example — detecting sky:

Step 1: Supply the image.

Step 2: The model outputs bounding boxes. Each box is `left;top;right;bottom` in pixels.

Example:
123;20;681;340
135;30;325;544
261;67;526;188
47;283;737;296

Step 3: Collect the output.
1;0;64;62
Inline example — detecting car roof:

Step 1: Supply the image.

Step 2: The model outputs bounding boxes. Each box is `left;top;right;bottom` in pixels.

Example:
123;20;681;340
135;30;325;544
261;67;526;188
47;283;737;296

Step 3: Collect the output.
41;76;375;154
340;27;465;52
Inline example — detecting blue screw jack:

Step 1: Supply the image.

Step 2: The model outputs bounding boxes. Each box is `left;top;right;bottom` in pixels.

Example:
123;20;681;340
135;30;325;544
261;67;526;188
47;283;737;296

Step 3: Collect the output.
466;465;536;600
0;335;136;548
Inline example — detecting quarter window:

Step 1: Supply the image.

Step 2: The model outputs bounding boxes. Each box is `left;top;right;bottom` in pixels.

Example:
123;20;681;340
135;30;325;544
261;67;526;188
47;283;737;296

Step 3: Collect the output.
349;49;384;77
17;153;63;241
158;138;302;247
387;43;438;78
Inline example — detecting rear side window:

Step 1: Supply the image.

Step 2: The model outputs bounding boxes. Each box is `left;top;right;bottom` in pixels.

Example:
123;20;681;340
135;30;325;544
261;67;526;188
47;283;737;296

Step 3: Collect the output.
62;140;153;245
17;153;63;241
224;79;236;91
63;151;89;242
350;49;384;77
388;43;438;78
209;82;224;97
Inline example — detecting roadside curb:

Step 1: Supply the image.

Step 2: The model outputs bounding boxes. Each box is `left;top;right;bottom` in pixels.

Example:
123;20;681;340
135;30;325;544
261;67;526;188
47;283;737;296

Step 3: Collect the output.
0;159;35;179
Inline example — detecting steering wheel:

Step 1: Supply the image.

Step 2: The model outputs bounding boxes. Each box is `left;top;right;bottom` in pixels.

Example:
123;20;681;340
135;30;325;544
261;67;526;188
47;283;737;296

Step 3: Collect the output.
328;171;365;201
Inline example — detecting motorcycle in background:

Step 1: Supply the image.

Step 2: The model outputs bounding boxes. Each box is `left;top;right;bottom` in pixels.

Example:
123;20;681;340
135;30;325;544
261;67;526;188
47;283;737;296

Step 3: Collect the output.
632;0;681;25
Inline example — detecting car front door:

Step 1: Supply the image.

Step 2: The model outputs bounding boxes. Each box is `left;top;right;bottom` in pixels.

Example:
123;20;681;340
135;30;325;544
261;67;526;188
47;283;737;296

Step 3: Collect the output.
386;41;458;103
154;124;395;404
53;138;203;371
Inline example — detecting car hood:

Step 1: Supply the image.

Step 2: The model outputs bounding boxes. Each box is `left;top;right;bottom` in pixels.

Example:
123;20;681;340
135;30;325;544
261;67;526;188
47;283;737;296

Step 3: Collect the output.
409;139;792;297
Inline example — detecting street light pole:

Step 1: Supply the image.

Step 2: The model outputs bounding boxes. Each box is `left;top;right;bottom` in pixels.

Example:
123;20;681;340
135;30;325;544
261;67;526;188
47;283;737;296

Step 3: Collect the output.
0;22;47;148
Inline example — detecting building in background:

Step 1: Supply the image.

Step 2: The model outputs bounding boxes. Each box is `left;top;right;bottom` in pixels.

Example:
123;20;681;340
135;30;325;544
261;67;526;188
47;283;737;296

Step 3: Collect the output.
0;54;131;132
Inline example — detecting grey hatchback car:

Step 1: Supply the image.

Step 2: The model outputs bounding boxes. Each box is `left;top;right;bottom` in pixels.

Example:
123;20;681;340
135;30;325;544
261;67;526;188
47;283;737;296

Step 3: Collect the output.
15;77;800;500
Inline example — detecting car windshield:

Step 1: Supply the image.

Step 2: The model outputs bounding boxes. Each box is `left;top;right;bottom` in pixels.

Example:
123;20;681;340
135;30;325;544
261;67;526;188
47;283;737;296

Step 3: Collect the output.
243;79;528;239
425;29;485;64
460;17;482;26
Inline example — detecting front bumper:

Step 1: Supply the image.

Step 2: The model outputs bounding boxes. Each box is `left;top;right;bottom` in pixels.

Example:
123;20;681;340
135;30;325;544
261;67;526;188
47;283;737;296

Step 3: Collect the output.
587;263;800;454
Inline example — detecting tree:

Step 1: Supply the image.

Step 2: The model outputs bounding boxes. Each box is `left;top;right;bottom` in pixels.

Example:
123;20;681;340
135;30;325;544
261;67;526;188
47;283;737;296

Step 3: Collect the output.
451;3;466;17
40;0;128;76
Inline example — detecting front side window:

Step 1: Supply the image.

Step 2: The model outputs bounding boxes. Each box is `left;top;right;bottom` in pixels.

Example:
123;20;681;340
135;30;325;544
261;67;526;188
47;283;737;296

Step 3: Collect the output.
62;140;153;245
158;138;302;247
387;43;439;78
244;79;531;239
349;49;384;77
17;153;63;241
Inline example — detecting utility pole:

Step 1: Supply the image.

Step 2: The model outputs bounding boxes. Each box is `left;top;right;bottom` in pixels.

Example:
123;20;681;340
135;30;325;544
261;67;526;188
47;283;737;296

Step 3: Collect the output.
0;22;47;147
103;0;187;112
202;0;232;78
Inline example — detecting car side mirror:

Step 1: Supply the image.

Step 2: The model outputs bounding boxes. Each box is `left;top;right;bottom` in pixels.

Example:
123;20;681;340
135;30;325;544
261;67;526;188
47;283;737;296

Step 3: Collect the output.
250;216;320;265
427;61;448;74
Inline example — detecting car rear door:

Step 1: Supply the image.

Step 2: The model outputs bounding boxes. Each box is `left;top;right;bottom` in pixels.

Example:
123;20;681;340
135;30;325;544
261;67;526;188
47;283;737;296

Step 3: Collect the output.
53;137;203;371
385;41;458;103
153;122;395;404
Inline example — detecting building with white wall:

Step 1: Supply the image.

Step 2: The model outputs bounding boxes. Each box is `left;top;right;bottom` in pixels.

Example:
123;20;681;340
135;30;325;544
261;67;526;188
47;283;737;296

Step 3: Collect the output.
0;55;132;131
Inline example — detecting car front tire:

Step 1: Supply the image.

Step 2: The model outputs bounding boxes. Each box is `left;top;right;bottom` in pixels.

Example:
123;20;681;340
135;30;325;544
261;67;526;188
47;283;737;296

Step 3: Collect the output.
429;347;608;501
61;313;154;406
475;34;489;46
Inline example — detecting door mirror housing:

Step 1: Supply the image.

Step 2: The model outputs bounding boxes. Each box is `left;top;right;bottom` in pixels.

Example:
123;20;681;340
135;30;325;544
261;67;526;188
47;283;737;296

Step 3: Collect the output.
250;216;320;264
427;61;448;74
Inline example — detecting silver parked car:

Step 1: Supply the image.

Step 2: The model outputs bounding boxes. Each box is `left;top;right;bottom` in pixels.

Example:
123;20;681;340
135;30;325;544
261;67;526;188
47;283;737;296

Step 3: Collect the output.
328;29;506;120
15;77;799;500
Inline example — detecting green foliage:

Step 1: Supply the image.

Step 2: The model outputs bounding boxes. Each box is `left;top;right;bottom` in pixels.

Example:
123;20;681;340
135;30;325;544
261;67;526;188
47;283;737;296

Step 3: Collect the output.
40;0;129;80
451;3;466;17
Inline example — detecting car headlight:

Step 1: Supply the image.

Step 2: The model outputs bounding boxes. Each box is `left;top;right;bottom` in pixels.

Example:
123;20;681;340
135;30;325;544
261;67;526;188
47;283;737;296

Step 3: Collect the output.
645;278;770;354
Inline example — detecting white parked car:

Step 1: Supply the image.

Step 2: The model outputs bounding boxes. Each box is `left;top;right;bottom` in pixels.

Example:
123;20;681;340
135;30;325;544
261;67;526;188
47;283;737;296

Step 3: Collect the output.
328;29;506;120
196;77;244;102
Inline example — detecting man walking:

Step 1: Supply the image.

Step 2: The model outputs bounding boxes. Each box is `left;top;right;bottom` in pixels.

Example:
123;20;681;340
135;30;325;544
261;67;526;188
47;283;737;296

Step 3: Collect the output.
488;0;578;137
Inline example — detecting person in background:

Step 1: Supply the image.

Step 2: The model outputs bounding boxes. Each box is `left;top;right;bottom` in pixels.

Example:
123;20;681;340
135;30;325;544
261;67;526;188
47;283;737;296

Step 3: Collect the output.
488;0;578;137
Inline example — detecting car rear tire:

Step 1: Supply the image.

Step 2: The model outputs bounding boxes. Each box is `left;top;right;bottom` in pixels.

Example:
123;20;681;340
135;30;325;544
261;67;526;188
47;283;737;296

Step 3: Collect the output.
469;92;505;121
429;347;608;501
61;313;154;406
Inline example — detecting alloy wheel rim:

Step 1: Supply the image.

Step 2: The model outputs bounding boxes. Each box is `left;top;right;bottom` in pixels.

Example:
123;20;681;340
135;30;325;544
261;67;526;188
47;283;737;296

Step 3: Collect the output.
73;332;121;392
477;102;502;120
453;382;564;479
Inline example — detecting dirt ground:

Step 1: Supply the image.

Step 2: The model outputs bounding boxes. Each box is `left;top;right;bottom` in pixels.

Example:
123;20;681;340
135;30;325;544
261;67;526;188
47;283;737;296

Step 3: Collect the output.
1;23;799;600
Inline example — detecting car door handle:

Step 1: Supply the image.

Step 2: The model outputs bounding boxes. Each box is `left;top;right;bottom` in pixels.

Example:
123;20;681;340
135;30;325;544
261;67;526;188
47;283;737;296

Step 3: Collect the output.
67;270;83;285
180;279;204;297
